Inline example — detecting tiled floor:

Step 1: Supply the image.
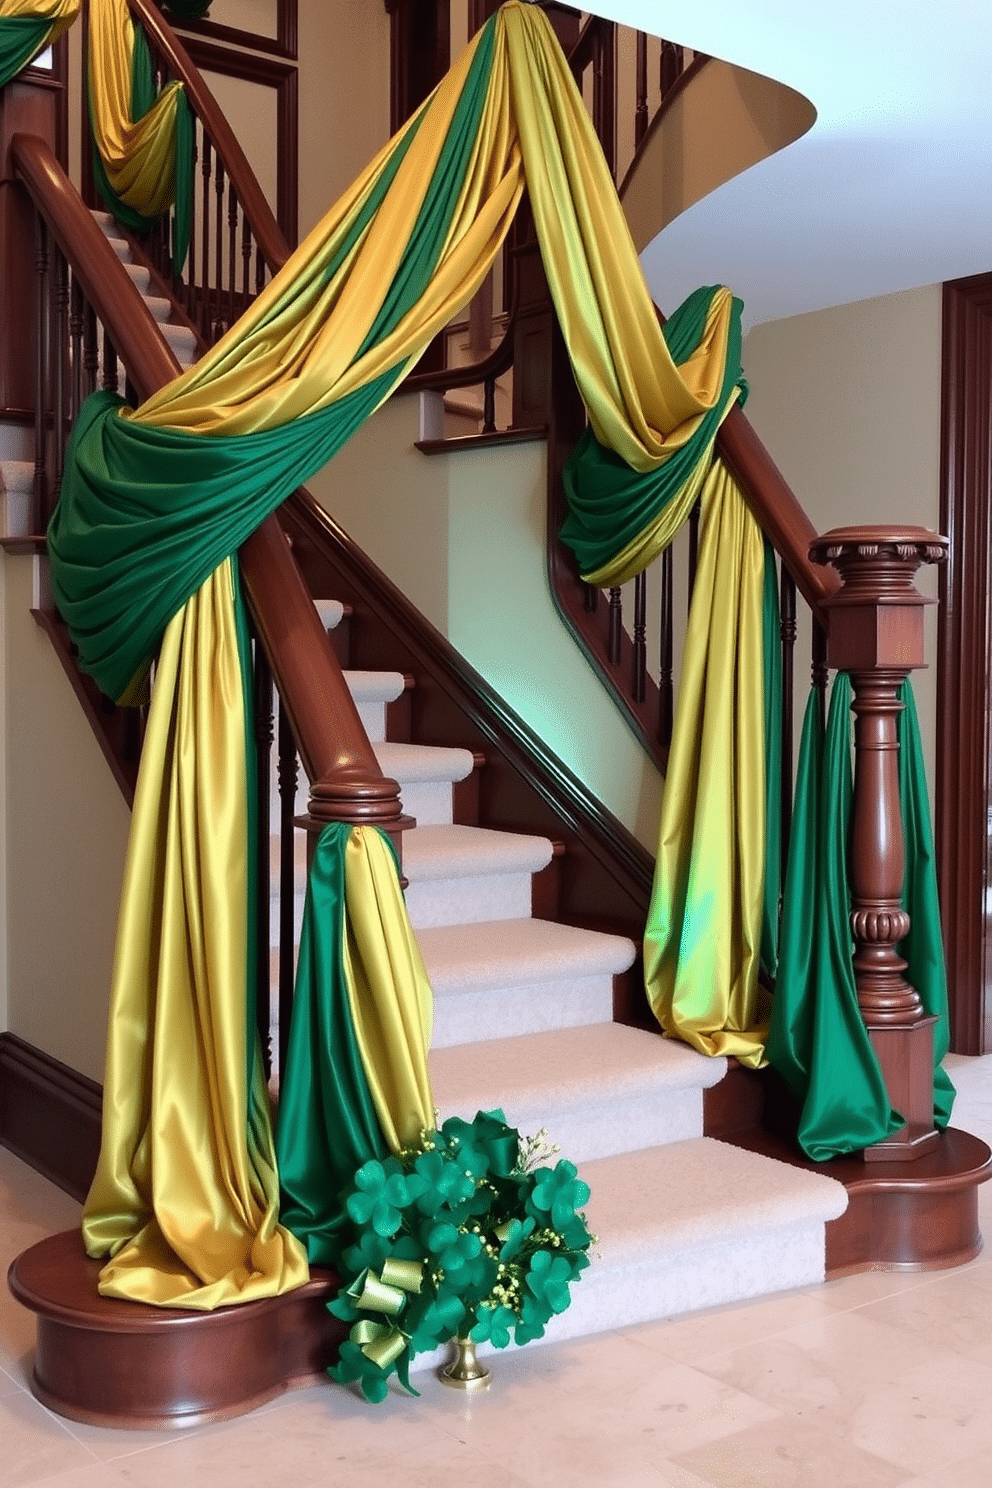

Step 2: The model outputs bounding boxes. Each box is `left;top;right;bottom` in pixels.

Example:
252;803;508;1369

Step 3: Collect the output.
3;1054;992;1487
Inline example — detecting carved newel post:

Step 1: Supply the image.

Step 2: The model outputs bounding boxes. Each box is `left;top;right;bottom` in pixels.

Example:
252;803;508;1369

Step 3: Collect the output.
809;526;949;1163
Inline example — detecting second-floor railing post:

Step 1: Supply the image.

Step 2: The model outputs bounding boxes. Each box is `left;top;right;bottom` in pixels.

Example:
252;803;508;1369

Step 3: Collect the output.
810;525;949;1162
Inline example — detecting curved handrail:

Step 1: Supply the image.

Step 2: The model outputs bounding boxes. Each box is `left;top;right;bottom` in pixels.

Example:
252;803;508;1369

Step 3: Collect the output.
12;132;399;828
617;52;708;202
126;0;290;274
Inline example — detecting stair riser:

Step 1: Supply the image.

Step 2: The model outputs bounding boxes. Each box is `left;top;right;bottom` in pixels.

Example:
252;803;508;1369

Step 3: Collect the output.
413;1219;829;1373
430;973;614;1048
405;870;533;929
430;1088;706;1165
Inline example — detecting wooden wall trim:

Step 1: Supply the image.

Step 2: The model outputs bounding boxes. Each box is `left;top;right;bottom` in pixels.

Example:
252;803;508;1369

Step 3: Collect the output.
937;273;992;1053
164;0;298;60
0;1033;101;1201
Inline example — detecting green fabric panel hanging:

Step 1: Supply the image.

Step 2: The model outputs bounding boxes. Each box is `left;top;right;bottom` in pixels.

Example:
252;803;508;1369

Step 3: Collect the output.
760;538;781;979
48;375;399;703
766;673;955;1160
0;15;51;85
558;286;746;580
898;679;955;1128
276;822;390;1268
1;13;59;88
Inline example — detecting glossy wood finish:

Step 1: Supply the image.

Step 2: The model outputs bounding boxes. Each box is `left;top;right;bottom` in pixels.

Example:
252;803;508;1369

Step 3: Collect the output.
811;527;948;1161
937;274;992;1054
0;78;60;416
724;1121;992;1276
163;0;298;61
0;1035;101;1204
9;1231;345;1429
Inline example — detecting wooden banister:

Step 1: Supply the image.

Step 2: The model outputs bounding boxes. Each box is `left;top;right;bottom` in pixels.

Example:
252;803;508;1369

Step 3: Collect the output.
12;133;399;831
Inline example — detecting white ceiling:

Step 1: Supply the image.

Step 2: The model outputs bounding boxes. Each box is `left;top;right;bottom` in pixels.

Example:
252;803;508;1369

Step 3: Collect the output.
588;0;992;327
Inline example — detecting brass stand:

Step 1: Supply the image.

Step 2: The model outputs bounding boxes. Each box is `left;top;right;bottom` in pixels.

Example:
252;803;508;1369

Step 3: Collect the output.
438;1336;491;1391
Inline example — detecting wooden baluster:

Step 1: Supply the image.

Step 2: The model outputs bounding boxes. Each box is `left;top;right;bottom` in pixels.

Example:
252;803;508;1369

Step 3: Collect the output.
810;526;949;1161
659;545;673;747
33;215;49;534
635;31;648;148
241;214;252;318
102;334;118;397
660;39;683;101
214;158;225;341
632;569;647;702
687;495;701;610
811;615;828;733
592;22;617;181
584;583;598;613
69;272;84;422
277;694;299;1087
255;243;266;300
83;301;99;398
253;642;274;1079
227;180;238;332
186;131;198;320
482;374;497;434
50;246;69;518
779;564;796;877
200;136;212;342
607;586;622;664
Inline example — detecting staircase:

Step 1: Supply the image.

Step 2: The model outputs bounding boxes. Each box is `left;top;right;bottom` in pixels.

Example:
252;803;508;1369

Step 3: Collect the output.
1;202;856;1362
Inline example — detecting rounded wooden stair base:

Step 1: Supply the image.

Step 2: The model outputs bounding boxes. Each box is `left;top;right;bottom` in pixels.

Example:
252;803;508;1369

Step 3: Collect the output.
725;1126;992;1276
7;1231;347;1430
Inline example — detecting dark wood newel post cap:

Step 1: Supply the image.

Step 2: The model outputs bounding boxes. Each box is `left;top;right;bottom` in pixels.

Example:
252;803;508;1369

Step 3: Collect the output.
808;526;948;674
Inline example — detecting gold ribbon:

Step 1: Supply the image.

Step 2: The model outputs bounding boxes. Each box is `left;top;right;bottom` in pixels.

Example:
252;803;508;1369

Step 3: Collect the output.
345;1258;425;1371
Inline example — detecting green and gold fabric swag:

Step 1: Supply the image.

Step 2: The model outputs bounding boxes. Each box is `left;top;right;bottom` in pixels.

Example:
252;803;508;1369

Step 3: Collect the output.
88;0;193;267
0;0;77;87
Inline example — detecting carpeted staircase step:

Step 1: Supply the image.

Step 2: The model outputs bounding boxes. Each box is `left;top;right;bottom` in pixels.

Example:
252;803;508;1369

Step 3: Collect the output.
343;668;407;743
373;739;476;824
420;914;632;1046
414;1138;849;1373
90;210;198;368
430;1022;724;1160
403;822;554;928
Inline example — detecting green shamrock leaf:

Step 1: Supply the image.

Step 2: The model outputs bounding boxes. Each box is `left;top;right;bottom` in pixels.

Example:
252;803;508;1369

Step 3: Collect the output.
470;1303;517;1349
426;1222;483;1275
346;1158;428;1237
412;1149;476;1216
528;1161;591;1235
526;1249;573;1314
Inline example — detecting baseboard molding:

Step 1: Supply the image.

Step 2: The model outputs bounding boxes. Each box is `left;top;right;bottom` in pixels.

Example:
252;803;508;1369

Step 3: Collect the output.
0;1033;101;1202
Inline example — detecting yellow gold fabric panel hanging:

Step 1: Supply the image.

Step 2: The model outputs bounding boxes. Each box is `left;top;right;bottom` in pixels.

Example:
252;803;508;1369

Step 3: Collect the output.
81;559;308;1308
643;460;770;1066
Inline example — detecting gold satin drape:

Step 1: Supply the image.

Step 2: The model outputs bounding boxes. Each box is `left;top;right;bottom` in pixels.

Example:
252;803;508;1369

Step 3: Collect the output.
128;3;731;465
82;561;309;1307
643;461;770;1066
88;0;184;218
0;0;78;35
343;828;435;1152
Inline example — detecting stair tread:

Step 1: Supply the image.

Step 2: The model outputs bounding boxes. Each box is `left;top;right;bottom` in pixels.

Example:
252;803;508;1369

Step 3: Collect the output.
314;598;345;629
417;915;635;989
374;739;475;784
430;1022;726;1112
342;669;406;704
403;823;554;881
581;1139;849;1257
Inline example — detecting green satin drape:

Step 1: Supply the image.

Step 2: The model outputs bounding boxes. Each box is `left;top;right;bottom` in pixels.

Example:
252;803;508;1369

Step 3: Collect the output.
0;0;77;86
766;675;953;1159
277;823;435;1267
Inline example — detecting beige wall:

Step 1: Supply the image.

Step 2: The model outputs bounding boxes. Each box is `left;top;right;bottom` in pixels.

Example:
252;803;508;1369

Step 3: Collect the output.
1;555;130;1078
310;392;664;848
742;284;943;791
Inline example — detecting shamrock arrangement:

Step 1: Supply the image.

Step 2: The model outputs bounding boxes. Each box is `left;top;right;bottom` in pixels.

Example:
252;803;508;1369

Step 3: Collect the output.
327;1109;594;1402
